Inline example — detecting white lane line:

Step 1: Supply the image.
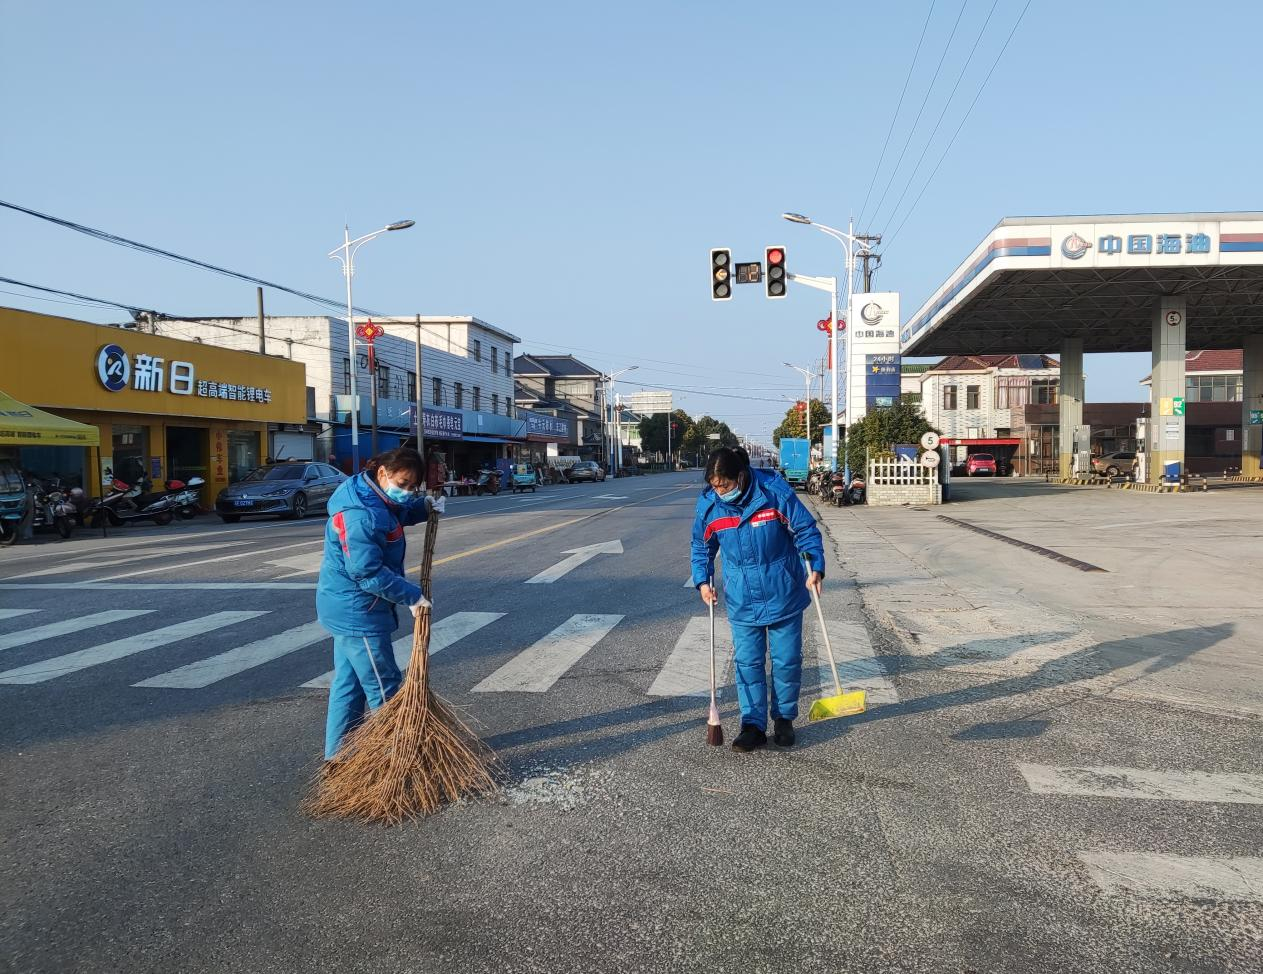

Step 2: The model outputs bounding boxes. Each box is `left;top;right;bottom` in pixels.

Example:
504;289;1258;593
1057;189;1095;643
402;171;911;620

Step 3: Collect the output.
135;621;330;689
0;611;268;684
0;609;40;621
1018;764;1263;805
0;583;317;591
1079;852;1263;902
812;620;899;705
9;543;248;579
93;540;325;581
301;612;505;689
647;616;733;697
265;551;323;575
0;610;156;653
472;614;622;693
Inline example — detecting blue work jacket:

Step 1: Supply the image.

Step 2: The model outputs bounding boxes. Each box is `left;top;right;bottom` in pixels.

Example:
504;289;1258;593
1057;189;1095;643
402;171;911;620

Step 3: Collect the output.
316;473;429;637
690;472;825;626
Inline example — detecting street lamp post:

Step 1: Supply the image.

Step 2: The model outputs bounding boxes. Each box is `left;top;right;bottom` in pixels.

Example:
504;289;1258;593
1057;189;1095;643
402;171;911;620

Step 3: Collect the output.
328;219;414;472
603;366;638;475
785;362;814;452
783;213;877;475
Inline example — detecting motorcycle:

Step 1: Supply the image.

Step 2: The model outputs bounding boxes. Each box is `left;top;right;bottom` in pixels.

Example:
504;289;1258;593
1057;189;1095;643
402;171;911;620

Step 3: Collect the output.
829;471;848;507
29;476;77;539
843;475;866;507
164;475;206;520
88;475;177;528
474;469;502;496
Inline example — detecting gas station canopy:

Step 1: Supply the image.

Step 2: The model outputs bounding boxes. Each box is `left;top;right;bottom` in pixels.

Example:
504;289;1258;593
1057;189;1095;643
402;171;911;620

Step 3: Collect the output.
901;213;1263;355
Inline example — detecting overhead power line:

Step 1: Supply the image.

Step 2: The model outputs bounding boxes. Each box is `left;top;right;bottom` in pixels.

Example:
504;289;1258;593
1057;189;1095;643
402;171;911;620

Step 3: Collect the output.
879;0;1001;239
857;0;938;229
0;277;156;316
866;0;970;232
0;199;383;318
885;0;1034;251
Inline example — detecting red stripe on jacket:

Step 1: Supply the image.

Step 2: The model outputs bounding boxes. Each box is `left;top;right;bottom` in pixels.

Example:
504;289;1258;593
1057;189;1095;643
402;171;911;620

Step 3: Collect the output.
703;515;741;541
386;524;404;542
750;508;788;528
332;511;350;555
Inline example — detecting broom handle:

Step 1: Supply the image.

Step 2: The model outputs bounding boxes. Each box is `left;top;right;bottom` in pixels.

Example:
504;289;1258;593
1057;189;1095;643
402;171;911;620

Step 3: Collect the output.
411;498;442;692
805;555;843;696
707;575;716;707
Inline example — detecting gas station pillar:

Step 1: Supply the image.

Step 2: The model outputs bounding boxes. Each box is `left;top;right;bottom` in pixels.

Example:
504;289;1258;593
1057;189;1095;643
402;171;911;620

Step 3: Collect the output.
1242;335;1263;478
1058;337;1084;479
1149;296;1187;483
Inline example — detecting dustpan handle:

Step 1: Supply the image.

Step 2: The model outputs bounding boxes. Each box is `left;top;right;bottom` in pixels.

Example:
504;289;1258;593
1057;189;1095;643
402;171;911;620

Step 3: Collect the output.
804;554;843;696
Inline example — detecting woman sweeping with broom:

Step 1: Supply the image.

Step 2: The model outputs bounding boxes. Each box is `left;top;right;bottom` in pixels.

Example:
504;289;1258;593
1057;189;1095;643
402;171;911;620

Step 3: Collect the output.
691;447;824;752
316;446;444;761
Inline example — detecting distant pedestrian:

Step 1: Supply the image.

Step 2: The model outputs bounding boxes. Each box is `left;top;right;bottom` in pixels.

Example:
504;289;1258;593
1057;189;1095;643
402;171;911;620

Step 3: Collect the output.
316;447;446;761
691;447;824;751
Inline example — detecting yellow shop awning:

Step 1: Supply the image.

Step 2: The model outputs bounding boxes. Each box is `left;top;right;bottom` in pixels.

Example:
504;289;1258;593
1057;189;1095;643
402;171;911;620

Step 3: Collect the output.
0;389;100;447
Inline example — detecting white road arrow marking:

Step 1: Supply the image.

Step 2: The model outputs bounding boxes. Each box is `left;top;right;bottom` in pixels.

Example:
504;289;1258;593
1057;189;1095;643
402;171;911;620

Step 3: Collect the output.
525;540;623;584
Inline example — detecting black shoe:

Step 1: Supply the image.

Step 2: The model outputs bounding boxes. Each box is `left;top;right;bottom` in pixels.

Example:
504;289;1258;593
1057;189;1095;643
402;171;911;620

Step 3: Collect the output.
731;724;767;753
773;718;795;747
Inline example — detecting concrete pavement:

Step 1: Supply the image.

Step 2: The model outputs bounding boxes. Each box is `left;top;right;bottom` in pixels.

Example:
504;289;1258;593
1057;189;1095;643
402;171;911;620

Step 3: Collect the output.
0;473;1259;973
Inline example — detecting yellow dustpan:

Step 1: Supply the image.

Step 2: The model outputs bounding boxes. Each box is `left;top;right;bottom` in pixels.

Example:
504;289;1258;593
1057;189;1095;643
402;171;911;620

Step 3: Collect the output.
806;561;867;721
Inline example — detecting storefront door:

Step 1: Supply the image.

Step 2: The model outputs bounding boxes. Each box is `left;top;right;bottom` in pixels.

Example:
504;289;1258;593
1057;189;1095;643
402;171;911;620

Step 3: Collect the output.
111;424;148;485
167;426;208;483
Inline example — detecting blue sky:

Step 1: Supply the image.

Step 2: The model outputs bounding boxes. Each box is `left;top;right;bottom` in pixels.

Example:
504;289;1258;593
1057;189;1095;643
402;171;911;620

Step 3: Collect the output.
3;0;1260;442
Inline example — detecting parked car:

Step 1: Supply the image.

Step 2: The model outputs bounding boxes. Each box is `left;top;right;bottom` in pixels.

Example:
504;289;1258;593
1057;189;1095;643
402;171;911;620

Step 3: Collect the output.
567;461;606;483
1091;451;1136;478
215;461;346;522
965;453;997;477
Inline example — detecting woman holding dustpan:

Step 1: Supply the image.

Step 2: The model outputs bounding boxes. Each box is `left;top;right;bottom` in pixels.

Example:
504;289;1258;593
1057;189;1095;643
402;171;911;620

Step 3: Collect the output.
691;447;824;752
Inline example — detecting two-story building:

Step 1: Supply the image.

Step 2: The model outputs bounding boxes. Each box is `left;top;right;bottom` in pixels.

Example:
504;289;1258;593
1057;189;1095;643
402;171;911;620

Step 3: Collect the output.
514;354;606;463
918;354;1060;474
163;315;519;476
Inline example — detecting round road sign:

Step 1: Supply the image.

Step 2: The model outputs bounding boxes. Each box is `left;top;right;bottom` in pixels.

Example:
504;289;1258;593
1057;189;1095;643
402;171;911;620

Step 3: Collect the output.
920;451;940;469
920;431;940;450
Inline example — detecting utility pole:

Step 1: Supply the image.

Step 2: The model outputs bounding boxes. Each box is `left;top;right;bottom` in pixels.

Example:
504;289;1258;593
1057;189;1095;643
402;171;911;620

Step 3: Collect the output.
414;314;425;461
855;234;882;293
256;287;265;353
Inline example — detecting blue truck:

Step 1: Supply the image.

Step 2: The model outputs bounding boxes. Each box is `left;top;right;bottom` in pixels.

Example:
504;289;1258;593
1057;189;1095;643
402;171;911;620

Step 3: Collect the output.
778;437;810;490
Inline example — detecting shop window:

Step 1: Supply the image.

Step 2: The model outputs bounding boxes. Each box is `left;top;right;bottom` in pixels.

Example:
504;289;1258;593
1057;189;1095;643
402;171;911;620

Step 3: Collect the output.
226;431;260;484
942;386;957;410
433;376;443;406
343;358;351;395
473;340;481;363
473;387;481;411
492;393;500;414
491;347;498;374
377;365;390;398
455;383;464;409
407;371;417;403
966;385;980;410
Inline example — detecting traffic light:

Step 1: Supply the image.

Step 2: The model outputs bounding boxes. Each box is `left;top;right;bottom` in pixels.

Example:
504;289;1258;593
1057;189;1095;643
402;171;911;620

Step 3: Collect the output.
710;248;732;301
765;246;787;298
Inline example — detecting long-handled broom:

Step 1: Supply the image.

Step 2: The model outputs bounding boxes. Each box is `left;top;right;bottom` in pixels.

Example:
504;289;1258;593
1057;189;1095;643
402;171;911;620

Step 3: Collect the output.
706;576;723;747
304;504;500;823
805;554;867;722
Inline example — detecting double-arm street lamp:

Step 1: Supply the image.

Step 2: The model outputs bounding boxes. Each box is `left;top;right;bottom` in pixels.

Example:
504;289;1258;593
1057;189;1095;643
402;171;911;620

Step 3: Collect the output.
782;213;877;473
603;365;638;474
328;219;414;472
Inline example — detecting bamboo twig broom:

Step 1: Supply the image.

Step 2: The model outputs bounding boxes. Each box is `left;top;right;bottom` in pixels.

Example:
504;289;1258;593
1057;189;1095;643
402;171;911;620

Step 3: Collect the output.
304;505;501;823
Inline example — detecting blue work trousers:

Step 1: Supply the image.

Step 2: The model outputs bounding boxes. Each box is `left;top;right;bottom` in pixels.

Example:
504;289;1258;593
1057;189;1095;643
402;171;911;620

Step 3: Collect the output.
324;632;402;759
730;614;804;731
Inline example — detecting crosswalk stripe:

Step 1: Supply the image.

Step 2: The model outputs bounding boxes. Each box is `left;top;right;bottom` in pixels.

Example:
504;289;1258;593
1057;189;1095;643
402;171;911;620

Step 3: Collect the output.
1078;852;1263;902
10;543;245;579
472;614;622;693
134;622;330;689
647;616;732;697
811;621;900;704
0;611;267;685
0;610;156;653
300;612;505;689
1018;763;1263;805
0;609;40;622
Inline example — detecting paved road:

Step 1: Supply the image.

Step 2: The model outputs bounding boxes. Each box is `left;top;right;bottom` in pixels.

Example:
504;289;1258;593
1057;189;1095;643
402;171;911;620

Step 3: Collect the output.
1;473;1259;973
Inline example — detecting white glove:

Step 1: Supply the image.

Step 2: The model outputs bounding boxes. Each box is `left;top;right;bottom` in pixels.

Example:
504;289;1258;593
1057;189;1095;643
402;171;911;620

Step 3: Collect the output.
425;493;447;515
409;595;432;618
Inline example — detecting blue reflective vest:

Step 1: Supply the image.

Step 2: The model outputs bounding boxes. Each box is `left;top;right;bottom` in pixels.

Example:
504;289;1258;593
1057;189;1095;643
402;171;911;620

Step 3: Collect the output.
690;473;825;626
316;473;428;637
